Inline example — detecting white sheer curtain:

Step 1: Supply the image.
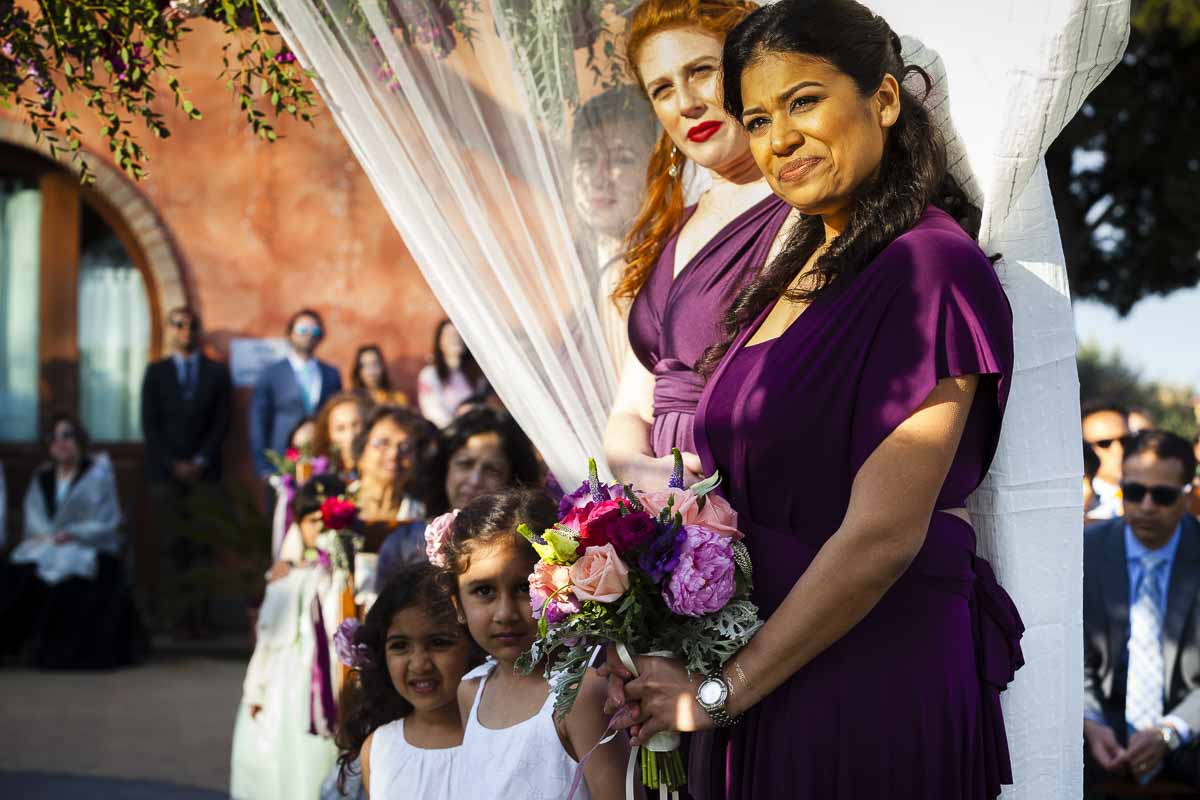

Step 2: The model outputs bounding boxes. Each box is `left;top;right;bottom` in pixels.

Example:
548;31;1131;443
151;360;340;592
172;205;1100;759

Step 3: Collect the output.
78;237;151;441
265;1;1127;795
0;179;42;442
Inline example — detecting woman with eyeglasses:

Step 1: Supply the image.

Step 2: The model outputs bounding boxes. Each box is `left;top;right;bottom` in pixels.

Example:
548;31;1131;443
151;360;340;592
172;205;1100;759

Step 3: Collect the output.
0;413;147;668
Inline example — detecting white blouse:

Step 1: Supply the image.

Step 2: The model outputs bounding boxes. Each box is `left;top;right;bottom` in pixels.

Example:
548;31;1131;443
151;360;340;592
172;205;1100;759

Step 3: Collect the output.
368;718;457;800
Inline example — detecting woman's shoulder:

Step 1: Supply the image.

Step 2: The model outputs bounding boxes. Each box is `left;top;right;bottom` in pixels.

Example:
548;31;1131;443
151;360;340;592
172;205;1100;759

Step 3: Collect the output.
416;364;439;385
867;207;999;293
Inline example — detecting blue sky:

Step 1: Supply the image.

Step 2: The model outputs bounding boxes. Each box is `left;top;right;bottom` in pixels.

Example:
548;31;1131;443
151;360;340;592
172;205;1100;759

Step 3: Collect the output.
1073;285;1200;391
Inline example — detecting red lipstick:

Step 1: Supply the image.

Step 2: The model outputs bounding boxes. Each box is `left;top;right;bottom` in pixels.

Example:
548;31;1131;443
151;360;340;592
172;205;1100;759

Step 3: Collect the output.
686;120;723;143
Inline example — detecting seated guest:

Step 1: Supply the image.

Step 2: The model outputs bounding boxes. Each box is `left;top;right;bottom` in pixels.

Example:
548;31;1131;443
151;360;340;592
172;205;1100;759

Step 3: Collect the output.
1083;400;1132;521
312;391;369;477
351;344;409;407
0;414;146;669
1084;430;1200;789
416;319;489;428
453;386;505;419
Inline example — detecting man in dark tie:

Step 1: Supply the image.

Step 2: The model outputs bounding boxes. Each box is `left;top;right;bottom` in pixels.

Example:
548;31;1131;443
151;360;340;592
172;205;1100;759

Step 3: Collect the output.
249;309;342;478
1084;429;1200;792
141;307;232;636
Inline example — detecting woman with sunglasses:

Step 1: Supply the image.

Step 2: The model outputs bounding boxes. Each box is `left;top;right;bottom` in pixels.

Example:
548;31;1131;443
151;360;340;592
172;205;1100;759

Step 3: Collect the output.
1;413;147;668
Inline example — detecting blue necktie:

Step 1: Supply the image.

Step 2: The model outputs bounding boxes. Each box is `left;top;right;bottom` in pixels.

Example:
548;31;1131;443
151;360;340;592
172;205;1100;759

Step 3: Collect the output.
1126;555;1165;733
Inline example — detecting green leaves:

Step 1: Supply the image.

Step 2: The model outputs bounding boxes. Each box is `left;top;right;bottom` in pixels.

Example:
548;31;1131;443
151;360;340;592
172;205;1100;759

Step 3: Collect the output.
0;0;317;183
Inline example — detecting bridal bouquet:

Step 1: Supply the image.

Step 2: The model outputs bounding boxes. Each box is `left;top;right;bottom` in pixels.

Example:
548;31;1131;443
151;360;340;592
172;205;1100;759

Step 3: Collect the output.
517;451;762;793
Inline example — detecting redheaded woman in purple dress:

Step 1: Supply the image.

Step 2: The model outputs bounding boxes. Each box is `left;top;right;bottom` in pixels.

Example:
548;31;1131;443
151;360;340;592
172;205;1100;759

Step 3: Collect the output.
603;0;798;488
604;1;1025;797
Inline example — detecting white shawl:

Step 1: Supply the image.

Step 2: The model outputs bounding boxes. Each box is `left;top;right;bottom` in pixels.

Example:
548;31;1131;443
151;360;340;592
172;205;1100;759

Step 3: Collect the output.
12;452;123;584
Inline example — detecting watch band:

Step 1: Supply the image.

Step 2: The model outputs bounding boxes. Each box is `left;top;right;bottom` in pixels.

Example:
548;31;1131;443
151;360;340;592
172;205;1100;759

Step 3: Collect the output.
697;674;742;729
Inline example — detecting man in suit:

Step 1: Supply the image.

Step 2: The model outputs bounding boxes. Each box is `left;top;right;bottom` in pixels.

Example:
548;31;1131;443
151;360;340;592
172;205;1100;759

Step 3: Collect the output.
141;306;232;635
1084;429;1200;791
249;308;342;477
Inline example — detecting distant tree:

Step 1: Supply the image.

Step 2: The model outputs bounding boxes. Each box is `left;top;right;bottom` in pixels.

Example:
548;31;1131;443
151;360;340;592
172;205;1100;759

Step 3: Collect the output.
1047;0;1200;314
1077;342;1198;440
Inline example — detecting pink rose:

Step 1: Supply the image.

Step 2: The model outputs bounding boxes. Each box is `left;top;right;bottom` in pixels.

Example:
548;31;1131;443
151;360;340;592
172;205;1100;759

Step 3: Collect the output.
529;561;579;624
638;489;741;540
424;510;459;568
568;543;630;604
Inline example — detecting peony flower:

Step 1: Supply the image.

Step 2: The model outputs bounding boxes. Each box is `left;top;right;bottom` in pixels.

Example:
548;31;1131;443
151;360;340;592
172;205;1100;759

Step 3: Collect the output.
424;510;459;568
529;561;579;624
638;489;741;540
321;496;358;531
569;543;631;604
663;526;737;617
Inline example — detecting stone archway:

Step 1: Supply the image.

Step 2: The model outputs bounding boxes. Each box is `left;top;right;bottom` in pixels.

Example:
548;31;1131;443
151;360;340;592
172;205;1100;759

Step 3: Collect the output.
0;117;188;333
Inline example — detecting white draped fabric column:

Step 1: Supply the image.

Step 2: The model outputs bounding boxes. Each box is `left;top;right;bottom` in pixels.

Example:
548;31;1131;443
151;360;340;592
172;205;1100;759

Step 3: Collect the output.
0;180;42;442
265;1;1129;795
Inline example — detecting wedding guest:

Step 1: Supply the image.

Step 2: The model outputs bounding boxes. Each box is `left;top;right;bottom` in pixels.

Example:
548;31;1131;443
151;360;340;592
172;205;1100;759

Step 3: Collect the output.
1084;430;1200;788
251;308;343;478
0;414;146;669
605;2;1023;796
1084;400;1132;521
420;408;541;518
287;416;318;453
453;386;505;419
1084;439;1101;522
446;490;629;799
0;461;7;550
232;475;346;800
351;344;409;407
417;320;488;429
1192;431;1200;518
604;0;797;489
570;86;660;369
357;407;436;584
141;305;232;635
312;391;369;476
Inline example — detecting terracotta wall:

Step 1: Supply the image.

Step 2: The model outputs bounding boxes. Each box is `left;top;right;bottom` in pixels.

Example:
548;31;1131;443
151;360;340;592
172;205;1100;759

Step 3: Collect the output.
6;21;446;485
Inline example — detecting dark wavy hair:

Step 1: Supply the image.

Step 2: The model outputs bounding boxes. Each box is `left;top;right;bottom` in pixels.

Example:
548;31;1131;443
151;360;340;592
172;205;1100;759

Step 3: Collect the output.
697;0;982;376
432;319;483;386
443;488;558;576
335;563;480;792
420;408;542;517
350;344;393;391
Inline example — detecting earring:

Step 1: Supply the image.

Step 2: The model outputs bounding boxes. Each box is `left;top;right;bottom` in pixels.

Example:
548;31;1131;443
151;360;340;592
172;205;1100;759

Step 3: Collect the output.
668;146;679;178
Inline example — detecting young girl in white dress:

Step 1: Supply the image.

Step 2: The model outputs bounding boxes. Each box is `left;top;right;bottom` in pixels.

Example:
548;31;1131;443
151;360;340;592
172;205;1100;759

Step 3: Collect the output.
438;490;629;800
231;475;347;800
334;562;479;799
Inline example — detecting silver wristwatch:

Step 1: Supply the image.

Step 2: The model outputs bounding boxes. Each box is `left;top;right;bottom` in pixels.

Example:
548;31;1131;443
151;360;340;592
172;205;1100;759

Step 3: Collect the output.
696;673;741;728
1160;724;1182;752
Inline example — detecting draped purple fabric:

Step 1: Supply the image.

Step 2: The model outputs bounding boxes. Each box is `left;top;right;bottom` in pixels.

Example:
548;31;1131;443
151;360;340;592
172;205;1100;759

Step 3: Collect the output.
628;195;792;457
692;208;1024;799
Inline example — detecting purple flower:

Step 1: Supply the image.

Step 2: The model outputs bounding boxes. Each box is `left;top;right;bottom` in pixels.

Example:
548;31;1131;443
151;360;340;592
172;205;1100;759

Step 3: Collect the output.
638;524;686;584
663;526;736;617
275;50;296;64
558;478;624;518
334;619;372;668
424;510;458;568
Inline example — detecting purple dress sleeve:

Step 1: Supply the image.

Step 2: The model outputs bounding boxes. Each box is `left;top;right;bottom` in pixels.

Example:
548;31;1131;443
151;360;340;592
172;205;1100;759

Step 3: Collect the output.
849;226;1014;485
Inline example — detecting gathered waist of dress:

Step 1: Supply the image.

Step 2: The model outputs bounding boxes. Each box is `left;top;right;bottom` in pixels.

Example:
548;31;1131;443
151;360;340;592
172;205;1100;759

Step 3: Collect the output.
652;358;706;416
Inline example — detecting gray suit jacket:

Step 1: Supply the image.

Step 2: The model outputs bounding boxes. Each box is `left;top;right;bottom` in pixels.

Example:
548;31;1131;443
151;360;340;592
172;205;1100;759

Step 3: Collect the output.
1084;514;1200;737
249;358;342;476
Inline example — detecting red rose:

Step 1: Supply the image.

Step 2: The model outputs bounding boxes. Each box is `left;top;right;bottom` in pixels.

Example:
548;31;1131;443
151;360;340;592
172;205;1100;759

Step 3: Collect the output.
606;510;657;555
285;448;301;462
576;499;623;550
321;496;358;531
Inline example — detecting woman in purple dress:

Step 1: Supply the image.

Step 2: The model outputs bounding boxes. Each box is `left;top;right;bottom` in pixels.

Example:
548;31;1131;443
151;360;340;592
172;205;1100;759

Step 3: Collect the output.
605;1;1025;797
603;0;796;488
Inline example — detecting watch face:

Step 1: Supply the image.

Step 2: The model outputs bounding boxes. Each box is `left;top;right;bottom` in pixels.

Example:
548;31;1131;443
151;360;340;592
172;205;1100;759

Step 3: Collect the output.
698;679;726;706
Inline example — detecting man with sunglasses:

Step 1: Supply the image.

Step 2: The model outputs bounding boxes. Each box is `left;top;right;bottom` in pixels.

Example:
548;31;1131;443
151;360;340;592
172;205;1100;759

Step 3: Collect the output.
1083;400;1133;523
249;308;342;478
1084;430;1200;791
141;306;232;635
